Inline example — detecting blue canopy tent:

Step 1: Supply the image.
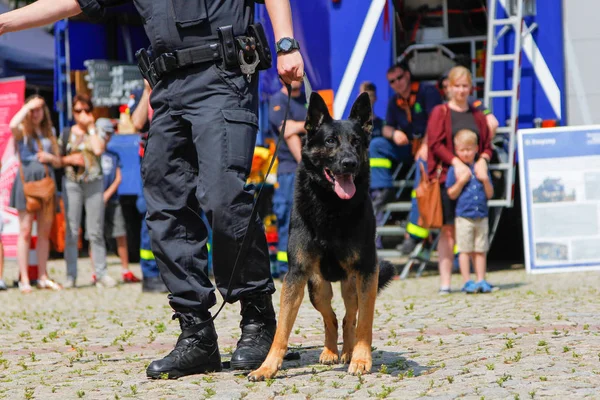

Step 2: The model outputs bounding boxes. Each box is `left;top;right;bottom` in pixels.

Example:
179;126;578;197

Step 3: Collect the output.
0;3;55;88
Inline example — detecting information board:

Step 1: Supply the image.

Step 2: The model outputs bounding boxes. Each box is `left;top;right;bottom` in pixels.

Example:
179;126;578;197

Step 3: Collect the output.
518;125;600;274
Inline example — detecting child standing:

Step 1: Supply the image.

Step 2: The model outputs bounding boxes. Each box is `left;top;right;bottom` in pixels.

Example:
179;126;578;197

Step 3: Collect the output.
97;119;140;283
446;129;496;293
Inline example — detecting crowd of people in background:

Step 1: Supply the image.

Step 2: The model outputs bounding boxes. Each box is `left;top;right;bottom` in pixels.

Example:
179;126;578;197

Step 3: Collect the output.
0;91;160;293
0;62;500;296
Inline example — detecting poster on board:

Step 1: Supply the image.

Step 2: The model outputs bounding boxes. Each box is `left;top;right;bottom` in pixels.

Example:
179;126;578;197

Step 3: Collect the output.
518;125;600;274
0;76;26;258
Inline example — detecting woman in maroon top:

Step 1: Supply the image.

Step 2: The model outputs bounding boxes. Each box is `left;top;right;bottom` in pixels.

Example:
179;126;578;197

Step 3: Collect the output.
426;66;494;294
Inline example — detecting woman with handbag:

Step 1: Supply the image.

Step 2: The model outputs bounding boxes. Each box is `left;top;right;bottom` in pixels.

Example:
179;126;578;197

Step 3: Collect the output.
60;94;114;289
9;95;63;293
425;66;494;295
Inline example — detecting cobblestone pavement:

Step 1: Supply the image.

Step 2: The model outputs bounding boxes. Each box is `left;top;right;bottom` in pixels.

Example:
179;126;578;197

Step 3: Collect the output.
0;257;599;399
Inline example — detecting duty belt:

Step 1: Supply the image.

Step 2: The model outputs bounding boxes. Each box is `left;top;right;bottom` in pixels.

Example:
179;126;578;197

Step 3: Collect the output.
136;24;272;89
151;42;223;81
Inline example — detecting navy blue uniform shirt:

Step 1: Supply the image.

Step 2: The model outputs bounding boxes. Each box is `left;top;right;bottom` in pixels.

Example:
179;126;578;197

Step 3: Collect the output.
385;82;442;140
372;116;384;138
446;164;493;219
268;91;307;175
77;0;260;55
101;150;122;203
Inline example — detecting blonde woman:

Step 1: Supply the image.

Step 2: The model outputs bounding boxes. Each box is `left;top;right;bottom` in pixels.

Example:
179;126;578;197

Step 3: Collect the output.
426;66;494;294
9;95;62;293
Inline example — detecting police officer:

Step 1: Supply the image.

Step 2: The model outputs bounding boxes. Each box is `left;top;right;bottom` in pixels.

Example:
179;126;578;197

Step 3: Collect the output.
369;62;443;224
0;0;304;378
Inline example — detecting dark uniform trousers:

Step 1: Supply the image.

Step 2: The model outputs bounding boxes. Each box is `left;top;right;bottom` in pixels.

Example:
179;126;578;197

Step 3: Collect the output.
141;61;275;314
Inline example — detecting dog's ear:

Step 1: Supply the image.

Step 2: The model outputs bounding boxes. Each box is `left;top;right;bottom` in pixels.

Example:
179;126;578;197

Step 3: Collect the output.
305;92;332;133
349;92;373;135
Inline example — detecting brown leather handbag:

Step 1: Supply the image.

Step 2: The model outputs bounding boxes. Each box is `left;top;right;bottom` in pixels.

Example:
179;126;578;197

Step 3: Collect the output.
415;104;451;230
19;137;56;220
415;162;443;229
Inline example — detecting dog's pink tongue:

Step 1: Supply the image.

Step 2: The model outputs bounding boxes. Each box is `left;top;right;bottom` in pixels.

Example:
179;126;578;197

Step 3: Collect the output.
334;174;356;200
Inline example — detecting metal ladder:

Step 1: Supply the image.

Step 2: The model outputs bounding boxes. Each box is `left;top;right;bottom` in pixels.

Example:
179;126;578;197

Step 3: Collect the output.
483;0;527;243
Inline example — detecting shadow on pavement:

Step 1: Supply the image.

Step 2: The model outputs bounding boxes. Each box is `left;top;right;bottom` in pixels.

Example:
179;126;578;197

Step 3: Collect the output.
228;348;429;379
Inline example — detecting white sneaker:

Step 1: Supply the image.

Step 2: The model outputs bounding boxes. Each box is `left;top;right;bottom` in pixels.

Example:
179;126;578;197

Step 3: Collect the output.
96;275;117;288
0;279;7;291
64;276;76;289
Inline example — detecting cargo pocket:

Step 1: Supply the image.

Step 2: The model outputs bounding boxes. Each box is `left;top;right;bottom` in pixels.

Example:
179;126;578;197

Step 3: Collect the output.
171;0;208;28
222;109;258;175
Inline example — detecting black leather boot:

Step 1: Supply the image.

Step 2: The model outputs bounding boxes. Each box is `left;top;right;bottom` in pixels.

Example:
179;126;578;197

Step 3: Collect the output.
230;294;276;370
146;312;222;379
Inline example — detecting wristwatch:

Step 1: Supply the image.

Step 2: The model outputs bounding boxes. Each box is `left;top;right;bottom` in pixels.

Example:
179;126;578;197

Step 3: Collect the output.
276;37;300;54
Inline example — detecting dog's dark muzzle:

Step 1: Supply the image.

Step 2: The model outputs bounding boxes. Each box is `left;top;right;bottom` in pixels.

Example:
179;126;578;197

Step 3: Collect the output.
340;157;358;174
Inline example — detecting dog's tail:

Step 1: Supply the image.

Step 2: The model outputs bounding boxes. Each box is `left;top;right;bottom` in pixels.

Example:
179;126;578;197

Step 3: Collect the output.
377;260;395;293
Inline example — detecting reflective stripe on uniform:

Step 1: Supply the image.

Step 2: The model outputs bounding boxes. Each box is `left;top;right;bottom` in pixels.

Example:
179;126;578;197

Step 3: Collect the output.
277;251;288;263
140;249;155;260
453;244;459;255
406;222;429;239
411;189;416;198
369;158;392;169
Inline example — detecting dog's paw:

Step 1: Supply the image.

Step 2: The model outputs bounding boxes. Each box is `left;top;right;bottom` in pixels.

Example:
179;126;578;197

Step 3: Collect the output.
340;351;352;364
248;366;278;382
348;358;372;375
319;348;339;365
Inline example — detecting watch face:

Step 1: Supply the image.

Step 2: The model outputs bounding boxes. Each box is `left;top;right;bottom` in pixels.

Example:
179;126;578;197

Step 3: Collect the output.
279;38;292;51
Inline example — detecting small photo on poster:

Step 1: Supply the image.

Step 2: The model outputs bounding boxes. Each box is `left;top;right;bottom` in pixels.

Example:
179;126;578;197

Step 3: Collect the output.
535;241;569;262
531;176;576;204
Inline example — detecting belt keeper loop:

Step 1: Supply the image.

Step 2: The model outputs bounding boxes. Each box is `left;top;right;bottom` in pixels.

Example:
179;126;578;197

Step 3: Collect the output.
175;50;190;66
161;53;178;73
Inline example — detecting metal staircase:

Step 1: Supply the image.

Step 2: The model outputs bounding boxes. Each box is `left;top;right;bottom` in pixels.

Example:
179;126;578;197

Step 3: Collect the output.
375;163;414;259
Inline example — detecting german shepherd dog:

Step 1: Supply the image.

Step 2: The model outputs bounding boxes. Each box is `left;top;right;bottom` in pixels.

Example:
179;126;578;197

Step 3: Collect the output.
248;92;394;381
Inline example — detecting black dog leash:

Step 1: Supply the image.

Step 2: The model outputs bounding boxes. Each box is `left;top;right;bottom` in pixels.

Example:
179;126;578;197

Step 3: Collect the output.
182;75;310;338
